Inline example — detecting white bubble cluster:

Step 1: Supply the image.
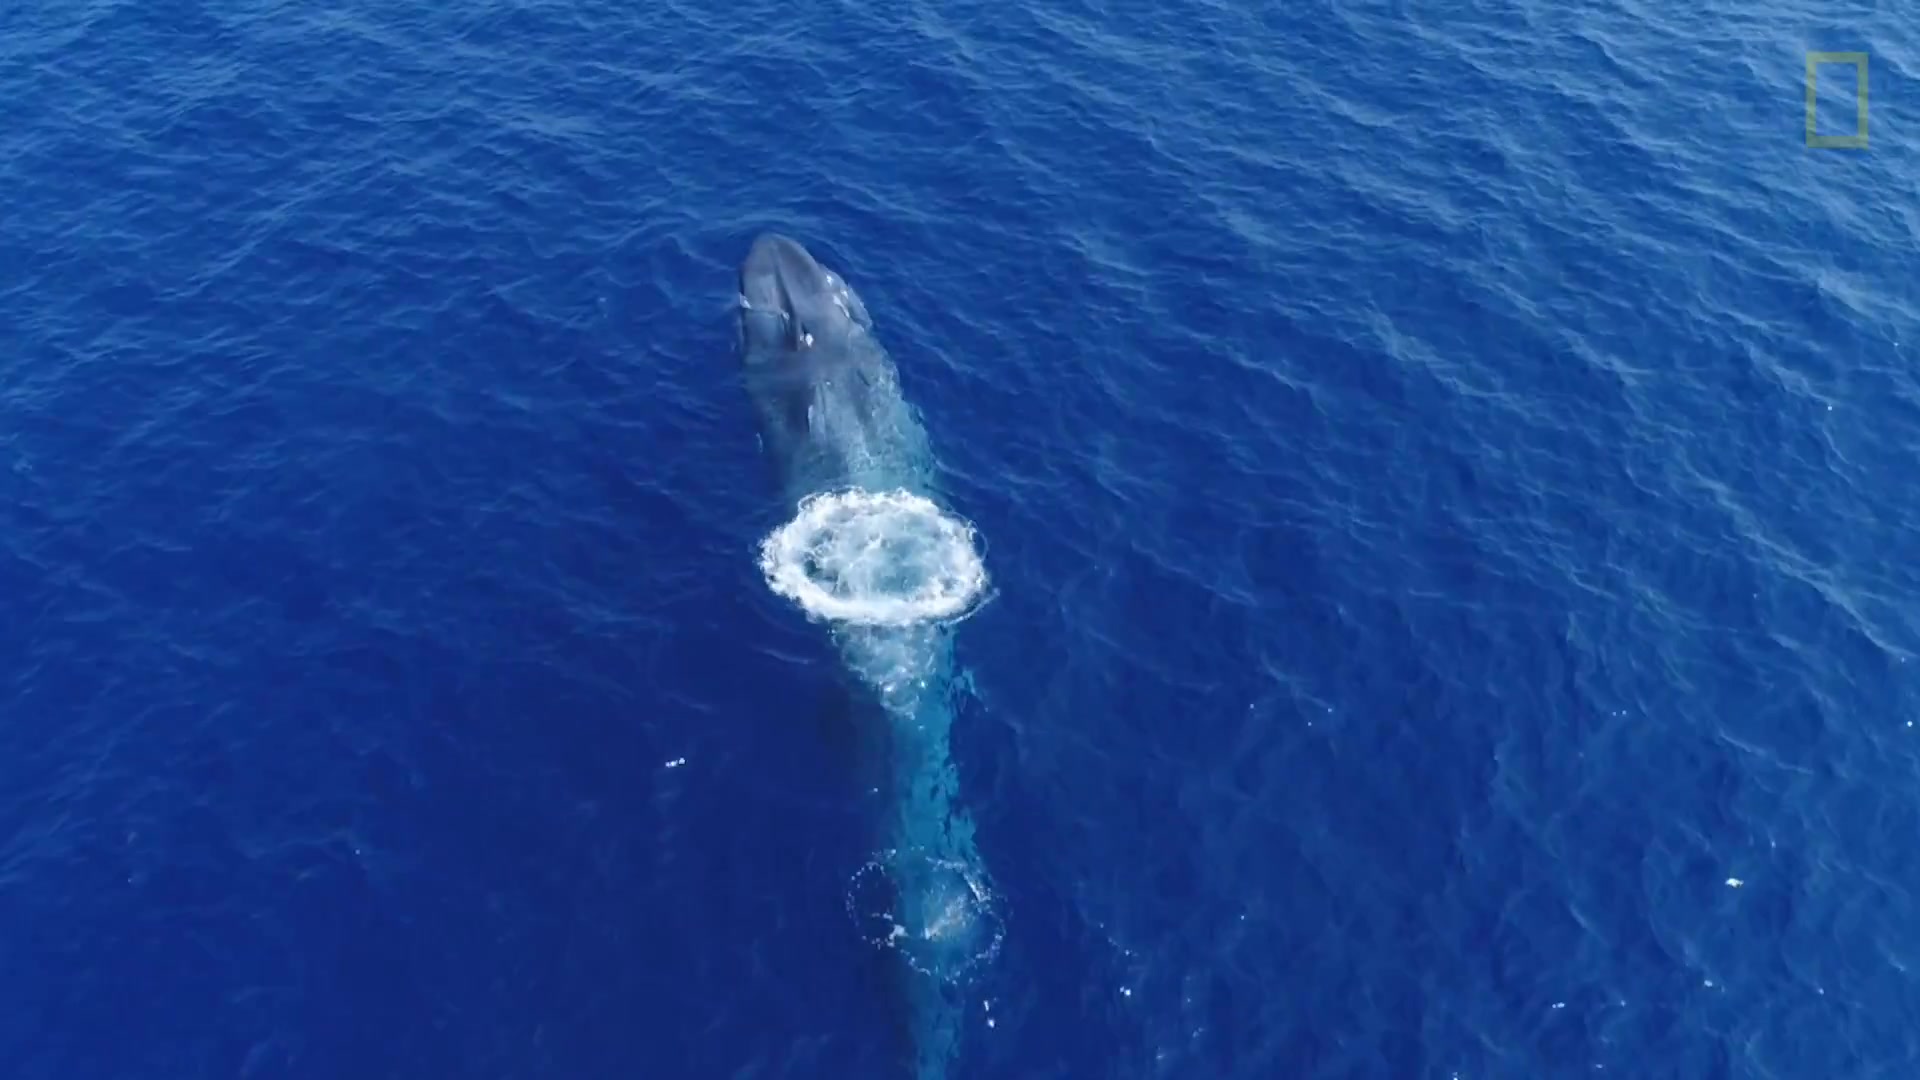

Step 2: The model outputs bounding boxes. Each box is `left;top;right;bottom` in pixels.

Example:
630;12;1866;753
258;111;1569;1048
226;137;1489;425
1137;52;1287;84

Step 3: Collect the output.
846;847;1004;984
759;488;988;626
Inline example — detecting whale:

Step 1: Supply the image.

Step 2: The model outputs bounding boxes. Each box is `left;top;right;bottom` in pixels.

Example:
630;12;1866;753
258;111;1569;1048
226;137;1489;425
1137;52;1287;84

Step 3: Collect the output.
736;233;995;1079
737;233;919;499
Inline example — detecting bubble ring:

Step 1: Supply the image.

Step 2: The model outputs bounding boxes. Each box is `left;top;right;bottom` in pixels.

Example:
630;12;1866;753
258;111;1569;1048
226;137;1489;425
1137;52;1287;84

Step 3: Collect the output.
846;847;1005;984
758;488;988;626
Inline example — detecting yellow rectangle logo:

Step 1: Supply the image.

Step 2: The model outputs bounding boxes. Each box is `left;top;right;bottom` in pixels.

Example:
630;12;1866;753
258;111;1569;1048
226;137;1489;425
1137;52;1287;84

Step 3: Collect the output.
1806;51;1869;148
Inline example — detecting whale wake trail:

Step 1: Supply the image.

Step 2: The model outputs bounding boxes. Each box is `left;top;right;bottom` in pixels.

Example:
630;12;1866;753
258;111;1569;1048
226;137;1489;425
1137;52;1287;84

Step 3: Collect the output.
741;236;1001;1080
760;483;1003;1078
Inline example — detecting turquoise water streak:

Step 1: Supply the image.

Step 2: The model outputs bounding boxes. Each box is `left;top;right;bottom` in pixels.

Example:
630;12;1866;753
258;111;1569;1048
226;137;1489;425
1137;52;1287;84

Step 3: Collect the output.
858;626;990;1080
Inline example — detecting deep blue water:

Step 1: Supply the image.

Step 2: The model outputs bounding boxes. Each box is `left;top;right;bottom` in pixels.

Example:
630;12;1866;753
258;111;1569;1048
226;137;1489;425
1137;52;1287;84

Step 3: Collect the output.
5;1;1920;1077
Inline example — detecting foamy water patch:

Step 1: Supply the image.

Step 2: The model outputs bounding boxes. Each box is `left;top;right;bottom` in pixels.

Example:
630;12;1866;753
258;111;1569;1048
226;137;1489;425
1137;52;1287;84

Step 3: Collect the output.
847;847;1004;984
759;488;988;626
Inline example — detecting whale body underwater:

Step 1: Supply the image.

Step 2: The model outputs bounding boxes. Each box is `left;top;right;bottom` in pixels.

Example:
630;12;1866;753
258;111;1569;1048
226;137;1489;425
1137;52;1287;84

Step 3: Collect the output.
735;233;997;1079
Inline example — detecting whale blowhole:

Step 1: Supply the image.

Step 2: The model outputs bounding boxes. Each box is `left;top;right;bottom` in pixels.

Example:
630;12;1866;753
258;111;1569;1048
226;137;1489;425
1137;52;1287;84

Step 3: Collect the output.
759;488;988;626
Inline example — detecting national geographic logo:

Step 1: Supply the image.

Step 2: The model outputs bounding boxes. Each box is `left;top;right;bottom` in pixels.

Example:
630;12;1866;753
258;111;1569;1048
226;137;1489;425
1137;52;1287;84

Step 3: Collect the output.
1806;51;1868;149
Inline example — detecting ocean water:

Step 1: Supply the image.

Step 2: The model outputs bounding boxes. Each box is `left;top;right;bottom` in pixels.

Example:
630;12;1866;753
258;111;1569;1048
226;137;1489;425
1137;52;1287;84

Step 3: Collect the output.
4;0;1919;1077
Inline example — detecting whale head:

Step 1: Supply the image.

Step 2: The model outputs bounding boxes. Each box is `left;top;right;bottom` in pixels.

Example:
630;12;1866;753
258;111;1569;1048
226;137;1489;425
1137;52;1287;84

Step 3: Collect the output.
737;233;871;362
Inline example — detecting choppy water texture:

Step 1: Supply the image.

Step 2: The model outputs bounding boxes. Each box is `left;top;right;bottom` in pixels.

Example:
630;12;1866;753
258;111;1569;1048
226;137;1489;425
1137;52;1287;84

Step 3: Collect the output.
5;1;1920;1077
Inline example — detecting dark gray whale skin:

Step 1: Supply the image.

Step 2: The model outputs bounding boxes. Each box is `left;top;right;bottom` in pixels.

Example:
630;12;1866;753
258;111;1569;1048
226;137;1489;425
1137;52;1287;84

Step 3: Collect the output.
733;234;992;1080
735;232;909;502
